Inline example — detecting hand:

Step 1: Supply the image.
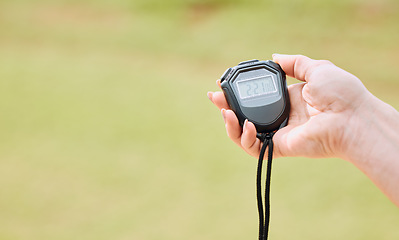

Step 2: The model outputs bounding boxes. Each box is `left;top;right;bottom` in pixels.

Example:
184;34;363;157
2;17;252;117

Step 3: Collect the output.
208;54;372;159
209;54;399;206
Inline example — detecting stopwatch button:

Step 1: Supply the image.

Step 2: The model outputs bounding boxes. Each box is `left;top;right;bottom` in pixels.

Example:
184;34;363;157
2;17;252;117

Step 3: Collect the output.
238;59;259;66
220;68;232;82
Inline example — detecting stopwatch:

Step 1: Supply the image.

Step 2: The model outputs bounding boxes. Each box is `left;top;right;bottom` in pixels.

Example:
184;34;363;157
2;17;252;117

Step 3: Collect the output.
218;59;291;240
220;59;290;133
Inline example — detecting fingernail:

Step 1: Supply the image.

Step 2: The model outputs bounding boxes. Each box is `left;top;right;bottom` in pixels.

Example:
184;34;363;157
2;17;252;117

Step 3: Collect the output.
272;53;284;63
207;91;213;101
243;119;248;133
221;108;226;122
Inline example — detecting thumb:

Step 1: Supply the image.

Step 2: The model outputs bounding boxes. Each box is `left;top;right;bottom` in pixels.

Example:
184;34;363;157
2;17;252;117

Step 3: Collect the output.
273;118;332;159
272;54;317;83
272;123;306;158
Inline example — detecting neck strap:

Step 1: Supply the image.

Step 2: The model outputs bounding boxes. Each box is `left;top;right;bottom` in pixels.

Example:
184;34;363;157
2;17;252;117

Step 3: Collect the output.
256;132;275;240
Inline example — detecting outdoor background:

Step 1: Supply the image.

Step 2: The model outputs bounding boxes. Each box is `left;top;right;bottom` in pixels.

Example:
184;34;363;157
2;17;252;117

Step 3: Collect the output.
0;0;398;239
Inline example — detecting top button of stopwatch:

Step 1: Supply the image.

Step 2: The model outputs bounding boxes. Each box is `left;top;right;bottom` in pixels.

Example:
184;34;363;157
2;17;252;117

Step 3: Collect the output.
220;67;232;82
221;60;260;82
238;59;259;66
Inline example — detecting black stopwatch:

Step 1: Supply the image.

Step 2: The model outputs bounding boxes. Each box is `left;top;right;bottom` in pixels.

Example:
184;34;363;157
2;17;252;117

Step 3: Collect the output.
220;59;290;133
218;59;290;240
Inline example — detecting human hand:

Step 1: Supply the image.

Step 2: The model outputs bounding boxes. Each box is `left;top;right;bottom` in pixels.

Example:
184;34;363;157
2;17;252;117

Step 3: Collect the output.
208;54;372;159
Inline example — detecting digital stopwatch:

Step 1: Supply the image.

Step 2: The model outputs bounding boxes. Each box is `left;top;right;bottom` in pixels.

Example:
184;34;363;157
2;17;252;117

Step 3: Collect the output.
219;59;290;240
220;59;290;134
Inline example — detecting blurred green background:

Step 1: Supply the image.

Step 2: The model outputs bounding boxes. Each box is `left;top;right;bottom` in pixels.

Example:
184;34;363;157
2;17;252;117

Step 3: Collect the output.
0;0;398;239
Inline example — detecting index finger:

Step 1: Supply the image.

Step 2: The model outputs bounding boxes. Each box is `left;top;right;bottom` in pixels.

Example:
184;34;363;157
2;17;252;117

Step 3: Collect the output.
208;91;230;110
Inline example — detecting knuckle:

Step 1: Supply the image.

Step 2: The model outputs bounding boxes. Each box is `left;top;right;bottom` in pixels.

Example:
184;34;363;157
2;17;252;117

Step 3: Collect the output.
315;59;333;66
306;59;334;79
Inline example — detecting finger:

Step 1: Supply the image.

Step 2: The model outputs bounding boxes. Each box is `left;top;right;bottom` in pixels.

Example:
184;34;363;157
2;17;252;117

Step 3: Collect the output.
222;109;242;146
207;91;213;101
216;79;221;88
274;117;329;158
209;91;230;110
273;123;304;158
241;120;261;158
272;54;333;83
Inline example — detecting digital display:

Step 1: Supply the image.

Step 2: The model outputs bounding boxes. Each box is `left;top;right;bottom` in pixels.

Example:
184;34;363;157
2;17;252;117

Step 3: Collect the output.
236;75;277;99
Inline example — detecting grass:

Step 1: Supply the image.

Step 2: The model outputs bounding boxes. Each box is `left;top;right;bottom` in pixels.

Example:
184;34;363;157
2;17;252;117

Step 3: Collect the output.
0;0;398;239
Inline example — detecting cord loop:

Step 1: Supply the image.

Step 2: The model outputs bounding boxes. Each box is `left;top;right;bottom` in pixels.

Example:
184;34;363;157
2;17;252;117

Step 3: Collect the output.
256;131;275;240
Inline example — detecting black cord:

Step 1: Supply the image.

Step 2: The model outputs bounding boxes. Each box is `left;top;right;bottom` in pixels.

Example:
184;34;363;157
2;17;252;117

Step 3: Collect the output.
257;132;274;240
257;139;266;239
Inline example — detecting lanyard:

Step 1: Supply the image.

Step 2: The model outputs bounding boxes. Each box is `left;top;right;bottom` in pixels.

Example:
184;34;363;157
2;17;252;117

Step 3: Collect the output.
256;132;275;240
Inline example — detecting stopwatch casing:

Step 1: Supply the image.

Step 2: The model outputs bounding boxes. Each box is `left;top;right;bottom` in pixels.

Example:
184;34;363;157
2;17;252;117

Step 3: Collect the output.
220;60;290;133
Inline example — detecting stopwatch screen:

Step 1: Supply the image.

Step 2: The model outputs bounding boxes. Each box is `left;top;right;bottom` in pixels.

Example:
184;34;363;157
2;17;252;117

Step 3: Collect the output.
236;75;277;99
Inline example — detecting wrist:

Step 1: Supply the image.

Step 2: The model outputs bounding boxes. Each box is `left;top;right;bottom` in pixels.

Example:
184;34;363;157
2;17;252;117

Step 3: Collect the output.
340;93;399;205
340;93;399;163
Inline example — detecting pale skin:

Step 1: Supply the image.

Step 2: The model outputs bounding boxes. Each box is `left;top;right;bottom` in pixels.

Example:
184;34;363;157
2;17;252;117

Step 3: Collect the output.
208;54;399;207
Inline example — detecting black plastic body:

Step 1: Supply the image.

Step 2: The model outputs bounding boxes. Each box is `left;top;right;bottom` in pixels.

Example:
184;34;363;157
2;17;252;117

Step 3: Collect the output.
220;60;290;133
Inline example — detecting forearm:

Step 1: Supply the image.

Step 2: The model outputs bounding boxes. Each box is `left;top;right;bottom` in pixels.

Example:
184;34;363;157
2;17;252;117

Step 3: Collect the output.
342;94;399;206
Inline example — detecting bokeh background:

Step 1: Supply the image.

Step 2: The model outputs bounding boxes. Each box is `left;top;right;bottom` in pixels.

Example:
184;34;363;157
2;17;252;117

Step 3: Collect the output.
1;0;398;239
